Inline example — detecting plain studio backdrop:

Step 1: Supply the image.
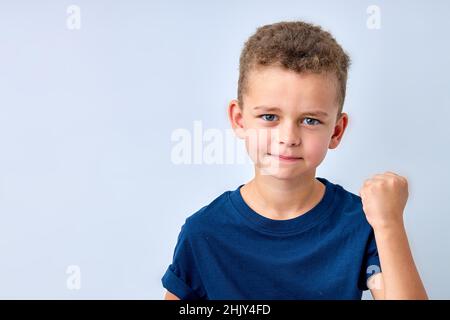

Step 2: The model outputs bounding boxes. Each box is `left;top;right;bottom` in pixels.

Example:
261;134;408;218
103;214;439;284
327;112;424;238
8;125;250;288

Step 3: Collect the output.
0;0;449;299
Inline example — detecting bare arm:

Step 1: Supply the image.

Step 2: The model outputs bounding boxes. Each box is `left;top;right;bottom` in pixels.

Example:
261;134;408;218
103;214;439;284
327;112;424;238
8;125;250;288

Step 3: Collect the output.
370;222;427;299
164;290;181;300
368;272;385;299
361;172;427;300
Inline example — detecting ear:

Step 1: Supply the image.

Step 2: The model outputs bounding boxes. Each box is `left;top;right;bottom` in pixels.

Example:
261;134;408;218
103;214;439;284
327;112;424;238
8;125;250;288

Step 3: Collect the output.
329;112;348;149
228;99;246;139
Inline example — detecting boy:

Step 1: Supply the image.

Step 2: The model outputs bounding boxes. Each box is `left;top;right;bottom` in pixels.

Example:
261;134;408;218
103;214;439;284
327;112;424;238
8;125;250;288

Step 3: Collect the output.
162;21;427;300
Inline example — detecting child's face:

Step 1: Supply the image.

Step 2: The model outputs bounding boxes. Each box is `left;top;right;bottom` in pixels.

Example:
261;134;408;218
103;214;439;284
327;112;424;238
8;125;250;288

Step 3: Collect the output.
229;65;348;179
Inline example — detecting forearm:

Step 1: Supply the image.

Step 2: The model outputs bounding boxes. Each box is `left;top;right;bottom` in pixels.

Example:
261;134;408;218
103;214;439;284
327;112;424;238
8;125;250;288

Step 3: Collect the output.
373;219;428;299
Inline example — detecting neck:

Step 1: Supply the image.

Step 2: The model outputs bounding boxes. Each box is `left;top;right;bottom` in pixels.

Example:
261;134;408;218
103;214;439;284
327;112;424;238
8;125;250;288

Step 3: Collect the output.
242;169;322;220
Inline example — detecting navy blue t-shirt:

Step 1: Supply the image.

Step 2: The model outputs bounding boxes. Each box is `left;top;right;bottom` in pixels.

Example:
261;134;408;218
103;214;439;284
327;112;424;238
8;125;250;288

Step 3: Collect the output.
161;177;381;300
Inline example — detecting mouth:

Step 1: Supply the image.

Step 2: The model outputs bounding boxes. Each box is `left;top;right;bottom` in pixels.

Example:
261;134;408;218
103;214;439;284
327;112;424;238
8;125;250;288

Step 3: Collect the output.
267;153;302;162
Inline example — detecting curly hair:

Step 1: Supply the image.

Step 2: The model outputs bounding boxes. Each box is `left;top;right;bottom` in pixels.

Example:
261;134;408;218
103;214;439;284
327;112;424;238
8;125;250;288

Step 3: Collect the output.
237;21;351;115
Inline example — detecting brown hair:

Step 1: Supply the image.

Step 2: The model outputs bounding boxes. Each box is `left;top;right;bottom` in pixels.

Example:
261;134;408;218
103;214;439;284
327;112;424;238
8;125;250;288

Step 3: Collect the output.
237;21;351;115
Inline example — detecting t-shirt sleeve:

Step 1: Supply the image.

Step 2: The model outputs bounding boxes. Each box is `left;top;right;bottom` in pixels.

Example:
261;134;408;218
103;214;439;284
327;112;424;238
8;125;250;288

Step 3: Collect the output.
161;220;207;300
358;228;382;291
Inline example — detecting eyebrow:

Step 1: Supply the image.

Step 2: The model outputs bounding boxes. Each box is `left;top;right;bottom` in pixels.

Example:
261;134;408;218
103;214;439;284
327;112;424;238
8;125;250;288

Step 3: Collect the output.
253;105;330;118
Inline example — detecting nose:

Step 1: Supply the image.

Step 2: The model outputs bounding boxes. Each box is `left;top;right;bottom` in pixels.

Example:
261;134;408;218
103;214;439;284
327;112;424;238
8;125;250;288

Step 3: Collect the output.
276;122;301;147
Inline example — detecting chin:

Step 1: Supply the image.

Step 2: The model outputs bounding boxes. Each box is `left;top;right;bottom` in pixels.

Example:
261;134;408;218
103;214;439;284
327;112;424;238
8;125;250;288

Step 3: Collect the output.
259;166;304;179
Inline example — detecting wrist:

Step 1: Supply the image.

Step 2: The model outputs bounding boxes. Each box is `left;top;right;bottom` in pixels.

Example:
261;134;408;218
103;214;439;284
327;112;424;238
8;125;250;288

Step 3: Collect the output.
371;217;405;234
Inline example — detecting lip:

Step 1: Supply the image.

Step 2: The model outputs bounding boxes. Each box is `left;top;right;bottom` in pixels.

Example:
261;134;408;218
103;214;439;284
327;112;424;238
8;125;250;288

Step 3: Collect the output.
268;153;302;162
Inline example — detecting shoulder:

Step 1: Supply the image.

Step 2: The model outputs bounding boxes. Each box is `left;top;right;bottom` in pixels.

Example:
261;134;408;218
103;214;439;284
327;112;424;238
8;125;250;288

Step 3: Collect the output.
327;179;371;228
181;188;234;236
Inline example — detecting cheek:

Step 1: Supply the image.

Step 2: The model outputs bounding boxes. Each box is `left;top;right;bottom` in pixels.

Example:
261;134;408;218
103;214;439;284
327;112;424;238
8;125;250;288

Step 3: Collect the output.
303;135;330;161
244;128;272;162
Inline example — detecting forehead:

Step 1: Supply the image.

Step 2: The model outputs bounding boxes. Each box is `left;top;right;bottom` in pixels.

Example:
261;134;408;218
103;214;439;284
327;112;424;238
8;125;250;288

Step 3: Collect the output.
244;65;339;115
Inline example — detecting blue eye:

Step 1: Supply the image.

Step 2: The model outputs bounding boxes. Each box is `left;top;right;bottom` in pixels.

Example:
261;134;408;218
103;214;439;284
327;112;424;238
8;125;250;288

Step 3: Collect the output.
260;114;278;121
303;117;321;126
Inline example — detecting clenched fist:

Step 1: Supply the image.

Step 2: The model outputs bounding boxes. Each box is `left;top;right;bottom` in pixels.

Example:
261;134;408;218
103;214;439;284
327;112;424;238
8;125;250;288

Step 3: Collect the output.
359;172;409;231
